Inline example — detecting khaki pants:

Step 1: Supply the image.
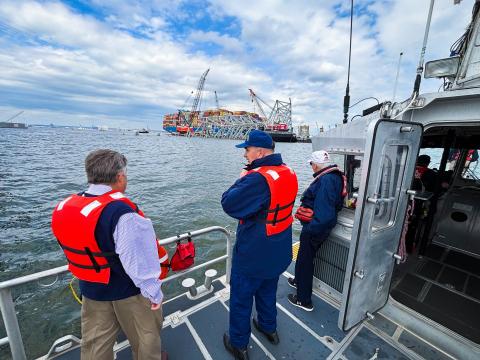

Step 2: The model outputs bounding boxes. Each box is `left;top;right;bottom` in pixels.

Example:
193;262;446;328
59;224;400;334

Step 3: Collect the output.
80;294;163;360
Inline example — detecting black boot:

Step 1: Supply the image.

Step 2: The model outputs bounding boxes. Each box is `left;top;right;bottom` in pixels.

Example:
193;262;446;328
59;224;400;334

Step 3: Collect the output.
223;333;249;360
252;318;279;344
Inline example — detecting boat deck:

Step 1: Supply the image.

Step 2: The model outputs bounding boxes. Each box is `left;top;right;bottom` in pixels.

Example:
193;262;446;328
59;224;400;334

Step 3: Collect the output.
45;261;456;360
391;243;480;345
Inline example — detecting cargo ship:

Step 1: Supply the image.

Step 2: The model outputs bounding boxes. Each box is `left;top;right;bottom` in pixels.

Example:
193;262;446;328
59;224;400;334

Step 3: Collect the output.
163;70;296;141
163;109;263;136
162;108;297;142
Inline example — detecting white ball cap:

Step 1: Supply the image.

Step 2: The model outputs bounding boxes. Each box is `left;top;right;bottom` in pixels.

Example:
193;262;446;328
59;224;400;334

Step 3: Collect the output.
308;150;331;165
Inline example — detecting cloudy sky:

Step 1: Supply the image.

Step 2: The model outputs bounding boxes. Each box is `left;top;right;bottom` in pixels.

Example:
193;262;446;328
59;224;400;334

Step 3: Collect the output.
0;0;475;130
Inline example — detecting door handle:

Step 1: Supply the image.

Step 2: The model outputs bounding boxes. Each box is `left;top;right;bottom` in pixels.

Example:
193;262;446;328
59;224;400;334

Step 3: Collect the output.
366;196;395;205
400;126;413;132
354;270;365;279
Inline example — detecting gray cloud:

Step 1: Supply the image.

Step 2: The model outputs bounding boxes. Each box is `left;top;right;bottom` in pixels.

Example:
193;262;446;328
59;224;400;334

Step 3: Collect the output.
0;0;476;129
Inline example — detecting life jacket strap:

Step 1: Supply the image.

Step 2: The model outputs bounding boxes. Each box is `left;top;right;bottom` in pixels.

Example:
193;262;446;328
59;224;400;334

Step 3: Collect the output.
85;247;101;273
265;199;296;225
265;212;293;225
59;243;117;257
66;258;111;271
266;200;296;213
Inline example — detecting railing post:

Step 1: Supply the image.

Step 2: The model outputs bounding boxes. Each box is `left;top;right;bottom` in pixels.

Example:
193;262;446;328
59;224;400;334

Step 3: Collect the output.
0;288;26;360
225;231;233;284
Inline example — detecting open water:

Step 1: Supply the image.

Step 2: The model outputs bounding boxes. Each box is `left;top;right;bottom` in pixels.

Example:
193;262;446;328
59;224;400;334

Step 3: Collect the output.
0;127;316;358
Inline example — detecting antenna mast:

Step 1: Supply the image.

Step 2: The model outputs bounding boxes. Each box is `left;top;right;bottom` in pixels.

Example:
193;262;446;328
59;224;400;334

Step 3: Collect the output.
412;0;435;96
343;0;354;124
392;52;404;102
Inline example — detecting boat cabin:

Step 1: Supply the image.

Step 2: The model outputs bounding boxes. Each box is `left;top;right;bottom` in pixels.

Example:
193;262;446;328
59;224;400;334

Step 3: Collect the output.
311;30;480;358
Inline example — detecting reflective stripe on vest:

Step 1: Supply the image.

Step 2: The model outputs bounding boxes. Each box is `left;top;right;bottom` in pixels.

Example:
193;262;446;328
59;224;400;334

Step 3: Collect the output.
247;165;298;236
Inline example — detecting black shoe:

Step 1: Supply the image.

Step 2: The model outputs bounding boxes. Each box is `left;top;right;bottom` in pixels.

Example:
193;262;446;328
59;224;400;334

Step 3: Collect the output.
252;318;279;345
287;277;297;289
223;333;249;360
287;294;314;312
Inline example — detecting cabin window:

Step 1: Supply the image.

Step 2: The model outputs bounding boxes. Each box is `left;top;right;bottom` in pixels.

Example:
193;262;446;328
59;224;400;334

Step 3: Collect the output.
341;155;363;209
371;144;408;231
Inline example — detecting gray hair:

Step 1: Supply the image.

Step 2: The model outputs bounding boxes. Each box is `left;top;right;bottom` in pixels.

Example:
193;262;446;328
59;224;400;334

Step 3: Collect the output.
85;149;127;184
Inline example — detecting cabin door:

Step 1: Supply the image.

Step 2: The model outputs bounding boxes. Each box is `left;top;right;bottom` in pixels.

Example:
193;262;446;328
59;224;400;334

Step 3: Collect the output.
339;118;422;331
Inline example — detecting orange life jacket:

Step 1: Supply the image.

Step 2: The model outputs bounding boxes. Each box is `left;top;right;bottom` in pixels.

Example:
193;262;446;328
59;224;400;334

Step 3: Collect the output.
51;190;169;284
246;165;298;236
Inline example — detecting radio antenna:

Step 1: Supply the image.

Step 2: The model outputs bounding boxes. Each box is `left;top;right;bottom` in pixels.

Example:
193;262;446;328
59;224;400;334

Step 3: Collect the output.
343;0;354;124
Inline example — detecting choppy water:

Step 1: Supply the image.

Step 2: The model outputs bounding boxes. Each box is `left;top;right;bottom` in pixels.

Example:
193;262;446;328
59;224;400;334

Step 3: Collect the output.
0;127;316;358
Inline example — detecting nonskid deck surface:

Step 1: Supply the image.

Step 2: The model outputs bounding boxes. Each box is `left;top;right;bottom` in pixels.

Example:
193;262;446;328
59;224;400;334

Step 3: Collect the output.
119;269;408;360
391;243;480;344
49;265;451;360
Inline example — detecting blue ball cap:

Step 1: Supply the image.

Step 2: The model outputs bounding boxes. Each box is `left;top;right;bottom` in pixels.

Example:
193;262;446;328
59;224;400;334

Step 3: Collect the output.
235;130;274;149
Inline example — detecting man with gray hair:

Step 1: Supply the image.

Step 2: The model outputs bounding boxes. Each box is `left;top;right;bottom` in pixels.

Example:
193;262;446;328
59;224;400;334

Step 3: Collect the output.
51;149;166;360
287;150;346;311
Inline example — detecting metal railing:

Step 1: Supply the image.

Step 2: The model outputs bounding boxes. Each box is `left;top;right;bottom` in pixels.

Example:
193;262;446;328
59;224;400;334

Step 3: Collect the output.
0;226;232;360
464;167;480;181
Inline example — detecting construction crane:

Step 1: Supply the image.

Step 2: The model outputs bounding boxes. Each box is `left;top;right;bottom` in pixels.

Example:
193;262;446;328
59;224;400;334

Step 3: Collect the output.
188;68;210;126
6;111;24;122
249;89;292;130
248;89;269;122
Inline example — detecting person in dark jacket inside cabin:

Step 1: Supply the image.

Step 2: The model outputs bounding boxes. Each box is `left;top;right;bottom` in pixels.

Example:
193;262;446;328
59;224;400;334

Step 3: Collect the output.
288;150;345;311
412;154;437;192
221;130;298;360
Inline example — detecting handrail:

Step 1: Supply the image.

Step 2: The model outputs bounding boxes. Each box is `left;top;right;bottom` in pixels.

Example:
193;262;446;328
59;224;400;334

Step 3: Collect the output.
464;167;479;180
158;226;233;285
0;226;233;360
0;265;69;291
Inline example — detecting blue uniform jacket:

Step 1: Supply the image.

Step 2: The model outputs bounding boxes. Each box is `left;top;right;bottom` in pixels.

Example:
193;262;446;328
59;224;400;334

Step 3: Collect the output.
300;165;344;245
221;153;293;279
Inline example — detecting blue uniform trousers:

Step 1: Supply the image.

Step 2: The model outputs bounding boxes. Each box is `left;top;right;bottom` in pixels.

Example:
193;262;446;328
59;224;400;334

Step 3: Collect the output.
295;232;323;305
229;271;279;348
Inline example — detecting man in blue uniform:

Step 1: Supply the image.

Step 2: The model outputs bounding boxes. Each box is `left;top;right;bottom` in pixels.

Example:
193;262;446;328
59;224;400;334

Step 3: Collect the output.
288;150;345;311
222;130;298;360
